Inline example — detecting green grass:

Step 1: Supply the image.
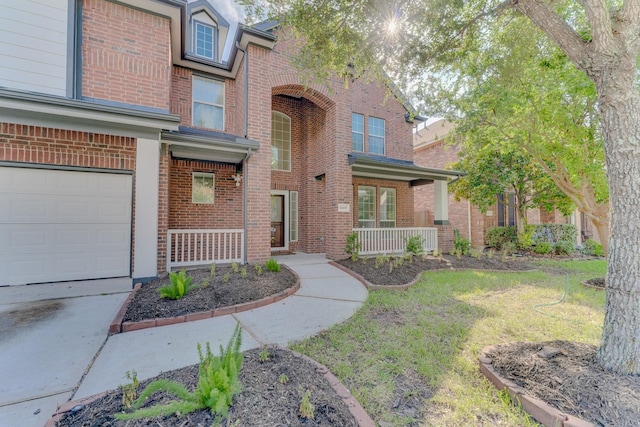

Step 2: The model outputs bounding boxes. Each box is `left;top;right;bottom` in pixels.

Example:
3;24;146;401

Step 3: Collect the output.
291;261;606;426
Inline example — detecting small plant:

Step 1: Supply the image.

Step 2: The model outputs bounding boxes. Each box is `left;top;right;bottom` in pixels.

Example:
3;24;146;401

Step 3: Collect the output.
583;239;604;257
388;262;394;274
210;263;217;277
265;258;280;272
517;229;534;250
345;232;361;261
299;390;315;420
115;325;243;421
394;256;404;268
254;264;263;275
486;249;495;259
431;248;440;257
158;270;193;300
120;370;139;410
404;235;425;256
533;241;553;254
231;261;239;274
201;277;210;288
469;248;483;259
554;240;575;255
374;253;385;269
223;272;230;283
453;236;472;256
240;267;247;279
259;348;270;362
278;373;289;384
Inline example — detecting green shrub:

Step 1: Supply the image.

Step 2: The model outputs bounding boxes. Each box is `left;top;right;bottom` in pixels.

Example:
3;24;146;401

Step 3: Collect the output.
532;241;552;254
517;228;534;250
501;241;517;255
453;236;472;256
554;240;575;255
583;239;604;257
345;232;361;261
485;226;518;249
115;325;243;421
265;258;280;272
404;235;425;256
528;224;577;245
158;271;193;300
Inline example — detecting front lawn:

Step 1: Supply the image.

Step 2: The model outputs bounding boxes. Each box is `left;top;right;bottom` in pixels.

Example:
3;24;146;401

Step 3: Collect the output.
292;260;607;426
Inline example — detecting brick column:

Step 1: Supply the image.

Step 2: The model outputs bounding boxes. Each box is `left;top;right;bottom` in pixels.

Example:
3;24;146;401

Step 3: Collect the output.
157;143;170;274
437;224;454;253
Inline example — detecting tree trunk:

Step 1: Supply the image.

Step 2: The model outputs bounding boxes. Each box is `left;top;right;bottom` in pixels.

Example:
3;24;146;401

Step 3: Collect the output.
595;65;640;374
588;214;610;255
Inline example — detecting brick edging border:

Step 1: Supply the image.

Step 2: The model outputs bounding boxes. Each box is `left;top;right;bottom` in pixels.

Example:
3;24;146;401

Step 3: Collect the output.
581;280;605;291
478;345;594;427
330;261;536;290
109;265;301;334
45;347;375;427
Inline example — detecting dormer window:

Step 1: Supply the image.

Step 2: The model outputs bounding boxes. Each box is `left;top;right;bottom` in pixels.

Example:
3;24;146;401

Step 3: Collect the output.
194;20;215;60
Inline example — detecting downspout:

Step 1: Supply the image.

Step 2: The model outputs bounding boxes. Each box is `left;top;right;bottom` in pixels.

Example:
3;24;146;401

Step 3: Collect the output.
237;41;250;263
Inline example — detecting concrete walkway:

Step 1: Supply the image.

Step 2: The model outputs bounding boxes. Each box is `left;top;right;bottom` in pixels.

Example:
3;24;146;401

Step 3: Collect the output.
1;253;367;427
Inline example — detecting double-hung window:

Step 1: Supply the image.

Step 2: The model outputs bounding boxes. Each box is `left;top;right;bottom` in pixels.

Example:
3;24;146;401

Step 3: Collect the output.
379;187;396;228
271;111;291;171
193;76;224;130
352;113;364;151
497;193;516;226
368;117;385;155
357;186;376;228
194;21;215;60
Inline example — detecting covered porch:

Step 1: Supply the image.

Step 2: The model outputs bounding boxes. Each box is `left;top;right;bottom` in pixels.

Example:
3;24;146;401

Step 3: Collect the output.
349;154;464;254
161;127;258;271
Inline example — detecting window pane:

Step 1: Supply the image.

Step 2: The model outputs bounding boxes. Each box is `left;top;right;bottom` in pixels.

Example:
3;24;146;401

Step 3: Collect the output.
192;172;214;204
352;113;364;151
380;187;396;228
271;111;291;171
192;77;224;130
358;186;376;228
368;117;385;155
195;22;214;59
193;103;223;129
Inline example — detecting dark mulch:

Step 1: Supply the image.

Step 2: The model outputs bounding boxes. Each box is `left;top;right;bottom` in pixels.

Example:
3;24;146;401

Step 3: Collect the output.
56;347;357;426
337;254;533;286
123;265;296;322
487;341;640;426
584;277;606;289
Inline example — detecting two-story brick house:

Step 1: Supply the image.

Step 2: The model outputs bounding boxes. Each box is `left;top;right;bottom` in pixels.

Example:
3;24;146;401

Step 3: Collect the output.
0;0;461;287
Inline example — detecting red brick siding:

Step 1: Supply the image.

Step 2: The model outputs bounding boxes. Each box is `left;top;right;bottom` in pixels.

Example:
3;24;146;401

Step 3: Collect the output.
169;160;243;229
82;0;171;110
157;143;170;273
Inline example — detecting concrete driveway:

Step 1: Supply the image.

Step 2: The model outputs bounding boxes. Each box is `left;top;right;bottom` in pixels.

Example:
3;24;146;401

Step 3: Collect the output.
0;278;131;427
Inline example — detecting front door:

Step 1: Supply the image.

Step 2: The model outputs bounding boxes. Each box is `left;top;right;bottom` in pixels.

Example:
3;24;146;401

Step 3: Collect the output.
271;194;285;248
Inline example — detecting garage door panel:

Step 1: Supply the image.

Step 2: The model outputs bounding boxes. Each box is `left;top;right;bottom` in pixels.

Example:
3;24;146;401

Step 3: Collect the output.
0;167;132;286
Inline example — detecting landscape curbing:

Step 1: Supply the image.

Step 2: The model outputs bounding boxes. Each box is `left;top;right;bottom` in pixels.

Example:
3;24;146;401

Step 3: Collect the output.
109;266;300;334
479;345;595;427
45;348;375;427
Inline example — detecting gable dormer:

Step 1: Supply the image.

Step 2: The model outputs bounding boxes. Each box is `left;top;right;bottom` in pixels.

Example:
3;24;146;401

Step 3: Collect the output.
186;0;229;64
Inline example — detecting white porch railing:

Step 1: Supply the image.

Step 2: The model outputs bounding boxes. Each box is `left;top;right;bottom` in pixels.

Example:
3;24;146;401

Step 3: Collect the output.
354;227;438;255
167;229;244;271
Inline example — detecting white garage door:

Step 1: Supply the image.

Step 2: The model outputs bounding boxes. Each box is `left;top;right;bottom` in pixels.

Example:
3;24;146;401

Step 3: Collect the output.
0;166;132;286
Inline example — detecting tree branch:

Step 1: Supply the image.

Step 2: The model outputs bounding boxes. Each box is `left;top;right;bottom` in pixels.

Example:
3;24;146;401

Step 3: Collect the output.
511;0;591;69
577;0;615;53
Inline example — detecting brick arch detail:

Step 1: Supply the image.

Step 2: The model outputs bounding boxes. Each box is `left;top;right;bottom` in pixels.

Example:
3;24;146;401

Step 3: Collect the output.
269;76;335;111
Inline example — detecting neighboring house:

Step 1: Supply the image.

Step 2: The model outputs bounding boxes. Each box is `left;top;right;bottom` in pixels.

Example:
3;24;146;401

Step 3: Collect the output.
413;119;589;247
0;0;461;287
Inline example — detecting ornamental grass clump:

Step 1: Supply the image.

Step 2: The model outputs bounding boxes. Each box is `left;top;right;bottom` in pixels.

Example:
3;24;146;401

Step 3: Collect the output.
158;270;193;300
265;258;280;272
115;325;243;421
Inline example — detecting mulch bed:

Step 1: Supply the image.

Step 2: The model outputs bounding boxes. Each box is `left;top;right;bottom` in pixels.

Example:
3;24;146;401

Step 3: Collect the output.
486;341;640;426
55;347;358;426
337;254;533;286
584;277;606;289
123;265;296;323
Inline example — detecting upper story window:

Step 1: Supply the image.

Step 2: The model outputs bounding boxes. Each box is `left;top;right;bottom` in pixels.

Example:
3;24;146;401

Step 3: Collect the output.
352;113;364;151
193;76;224;130
271;111;291;171
194;21;215;60
368;117;385;155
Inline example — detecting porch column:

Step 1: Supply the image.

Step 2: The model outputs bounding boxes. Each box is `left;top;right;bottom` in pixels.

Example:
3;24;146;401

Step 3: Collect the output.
134;138;159;280
434;180;449;224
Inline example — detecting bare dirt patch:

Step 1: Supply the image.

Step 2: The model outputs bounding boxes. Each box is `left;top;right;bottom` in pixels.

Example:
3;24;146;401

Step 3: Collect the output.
487;341;640;426
55;347;357;426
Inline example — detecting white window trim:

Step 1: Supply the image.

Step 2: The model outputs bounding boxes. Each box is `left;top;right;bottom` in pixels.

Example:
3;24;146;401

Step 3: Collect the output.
290;191;298;242
358;185;376;228
352;113;364;152
192;172;215;204
271;111;292;172
192;75;225;130
368;116;385;155
193;20;216;60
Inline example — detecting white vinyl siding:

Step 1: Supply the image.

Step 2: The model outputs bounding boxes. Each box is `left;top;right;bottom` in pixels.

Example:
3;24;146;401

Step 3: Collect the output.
0;167;132;286
290;191;298;242
0;0;69;96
